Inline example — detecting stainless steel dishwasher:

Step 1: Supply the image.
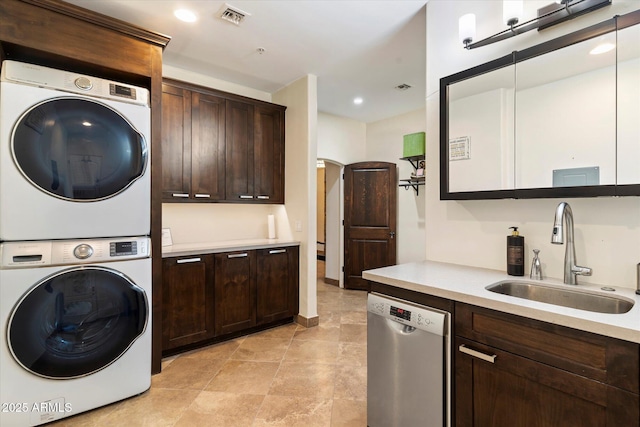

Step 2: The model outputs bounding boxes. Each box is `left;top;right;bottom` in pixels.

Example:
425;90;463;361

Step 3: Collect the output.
367;292;451;427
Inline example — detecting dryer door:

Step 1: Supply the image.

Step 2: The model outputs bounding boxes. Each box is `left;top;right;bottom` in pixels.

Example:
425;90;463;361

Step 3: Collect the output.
7;266;148;379
11;97;147;201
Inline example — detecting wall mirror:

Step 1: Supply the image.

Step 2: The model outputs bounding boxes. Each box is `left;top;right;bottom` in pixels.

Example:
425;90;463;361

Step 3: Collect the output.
440;9;640;200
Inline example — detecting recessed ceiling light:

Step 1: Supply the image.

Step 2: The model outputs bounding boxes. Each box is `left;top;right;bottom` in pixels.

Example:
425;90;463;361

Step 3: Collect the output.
174;9;197;23
82;121;92;127
589;43;615;55
353;97;364;105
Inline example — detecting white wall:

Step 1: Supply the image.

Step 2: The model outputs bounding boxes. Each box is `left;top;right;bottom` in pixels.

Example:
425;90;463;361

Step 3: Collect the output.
426;0;640;290
317;112;366;165
273;75;318;321
366;108;427;264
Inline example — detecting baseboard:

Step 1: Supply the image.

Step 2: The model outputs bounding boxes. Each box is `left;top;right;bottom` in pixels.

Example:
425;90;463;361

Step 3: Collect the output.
295;314;320;328
324;277;339;287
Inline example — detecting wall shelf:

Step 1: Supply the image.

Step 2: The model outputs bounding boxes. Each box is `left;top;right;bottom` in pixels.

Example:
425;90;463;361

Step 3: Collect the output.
399;155;425;195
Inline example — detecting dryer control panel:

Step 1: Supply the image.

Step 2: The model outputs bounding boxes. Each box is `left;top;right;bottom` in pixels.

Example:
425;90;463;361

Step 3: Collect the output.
0;236;150;268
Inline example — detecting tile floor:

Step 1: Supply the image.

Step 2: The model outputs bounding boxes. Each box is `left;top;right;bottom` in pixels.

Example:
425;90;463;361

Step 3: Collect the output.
53;261;368;426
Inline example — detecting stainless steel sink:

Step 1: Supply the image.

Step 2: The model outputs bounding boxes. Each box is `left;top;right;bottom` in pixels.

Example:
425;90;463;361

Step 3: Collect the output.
486;281;634;314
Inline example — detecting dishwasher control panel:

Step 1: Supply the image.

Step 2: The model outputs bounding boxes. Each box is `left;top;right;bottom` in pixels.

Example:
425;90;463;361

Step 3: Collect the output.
367;292;448;336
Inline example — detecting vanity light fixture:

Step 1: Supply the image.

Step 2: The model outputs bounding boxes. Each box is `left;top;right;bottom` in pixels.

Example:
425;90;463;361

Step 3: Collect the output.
459;0;611;50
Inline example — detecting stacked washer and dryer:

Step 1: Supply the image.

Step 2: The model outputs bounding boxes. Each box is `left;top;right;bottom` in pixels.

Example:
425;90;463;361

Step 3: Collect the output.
0;61;153;426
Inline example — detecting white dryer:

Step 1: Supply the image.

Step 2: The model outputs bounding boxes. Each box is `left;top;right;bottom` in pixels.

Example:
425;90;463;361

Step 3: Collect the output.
0;236;151;426
0;61;151;241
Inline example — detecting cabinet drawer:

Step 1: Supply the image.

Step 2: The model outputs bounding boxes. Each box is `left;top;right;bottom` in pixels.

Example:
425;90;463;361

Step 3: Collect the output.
455;302;640;393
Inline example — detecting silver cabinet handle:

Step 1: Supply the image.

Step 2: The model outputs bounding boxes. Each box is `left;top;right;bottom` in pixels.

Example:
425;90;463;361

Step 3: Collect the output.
195;194;211;198
177;257;201;264
257;195;270;199
459;344;496;363
269;249;286;254
227;253;248;259
239;195;254;199
172;193;189;198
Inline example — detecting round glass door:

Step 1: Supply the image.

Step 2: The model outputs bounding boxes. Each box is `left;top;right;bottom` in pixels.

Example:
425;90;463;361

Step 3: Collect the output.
11;97;147;201
7;267;148;379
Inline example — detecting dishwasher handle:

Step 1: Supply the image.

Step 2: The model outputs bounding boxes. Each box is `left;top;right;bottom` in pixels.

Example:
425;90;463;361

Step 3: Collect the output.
459;344;496;364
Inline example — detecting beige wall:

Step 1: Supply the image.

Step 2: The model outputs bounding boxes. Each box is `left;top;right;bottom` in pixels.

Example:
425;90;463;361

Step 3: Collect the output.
425;0;640;289
273;75;318;321
317;166;325;245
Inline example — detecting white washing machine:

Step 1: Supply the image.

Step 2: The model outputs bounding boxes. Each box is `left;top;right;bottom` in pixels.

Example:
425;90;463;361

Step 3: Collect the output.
0;60;151;241
0;236;151;426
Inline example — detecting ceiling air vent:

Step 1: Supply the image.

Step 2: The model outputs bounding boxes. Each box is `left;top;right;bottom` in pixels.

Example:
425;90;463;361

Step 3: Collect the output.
395;83;412;91
218;3;250;25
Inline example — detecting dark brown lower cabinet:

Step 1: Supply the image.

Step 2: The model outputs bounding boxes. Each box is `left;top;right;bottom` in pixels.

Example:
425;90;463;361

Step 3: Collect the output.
162;246;300;355
162;255;215;351
214;250;257;335
256;246;299;325
455;303;640;427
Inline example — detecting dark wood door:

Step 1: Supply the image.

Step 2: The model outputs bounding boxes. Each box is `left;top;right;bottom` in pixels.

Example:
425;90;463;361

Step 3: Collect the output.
455;336;639;426
253;104;285;203
256;246;299;324
161;84;191;200
162;255;215;351
344;162;397;290
191;92;226;201
214;250;256;335
225;100;254;201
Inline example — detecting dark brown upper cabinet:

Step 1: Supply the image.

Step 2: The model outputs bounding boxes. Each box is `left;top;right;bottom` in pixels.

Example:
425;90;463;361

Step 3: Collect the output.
162;79;285;204
440;9;640;200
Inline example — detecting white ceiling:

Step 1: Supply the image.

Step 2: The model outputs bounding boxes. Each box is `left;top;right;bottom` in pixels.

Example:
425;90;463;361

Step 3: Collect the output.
64;0;428;123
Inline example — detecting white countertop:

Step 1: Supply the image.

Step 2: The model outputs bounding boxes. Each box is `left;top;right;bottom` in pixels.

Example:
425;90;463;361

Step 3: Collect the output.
363;260;640;344
161;239;300;258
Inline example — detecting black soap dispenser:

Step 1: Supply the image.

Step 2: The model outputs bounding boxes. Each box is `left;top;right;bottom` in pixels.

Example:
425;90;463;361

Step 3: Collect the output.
507;227;524;276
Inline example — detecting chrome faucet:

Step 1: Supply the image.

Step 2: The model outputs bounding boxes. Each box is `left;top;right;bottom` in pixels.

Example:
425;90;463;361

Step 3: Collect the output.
551;202;592;285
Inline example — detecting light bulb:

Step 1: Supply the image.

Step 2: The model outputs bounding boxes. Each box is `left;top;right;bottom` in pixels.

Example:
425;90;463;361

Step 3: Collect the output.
503;0;523;26
459;13;476;46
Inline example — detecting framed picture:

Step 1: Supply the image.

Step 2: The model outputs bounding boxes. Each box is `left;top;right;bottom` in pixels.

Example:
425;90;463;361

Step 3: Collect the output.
415;160;425;177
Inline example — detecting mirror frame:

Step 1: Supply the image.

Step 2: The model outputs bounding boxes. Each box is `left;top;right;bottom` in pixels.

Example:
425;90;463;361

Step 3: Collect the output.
440;9;640;200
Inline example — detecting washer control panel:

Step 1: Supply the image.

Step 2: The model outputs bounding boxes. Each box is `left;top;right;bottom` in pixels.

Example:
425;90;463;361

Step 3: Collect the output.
0;236;150;268
367;292;447;336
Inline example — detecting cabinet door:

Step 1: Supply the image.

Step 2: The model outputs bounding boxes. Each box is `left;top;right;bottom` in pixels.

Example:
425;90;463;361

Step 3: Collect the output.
225;100;254;201
253;104;285;203
256;246;299;324
214;251;256;335
191;92;226;201
161;84;191;200
455;337;640;427
162;255;215;351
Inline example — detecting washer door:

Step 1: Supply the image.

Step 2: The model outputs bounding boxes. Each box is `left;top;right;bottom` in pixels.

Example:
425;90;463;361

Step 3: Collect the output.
11;97;147;201
7;267;148;379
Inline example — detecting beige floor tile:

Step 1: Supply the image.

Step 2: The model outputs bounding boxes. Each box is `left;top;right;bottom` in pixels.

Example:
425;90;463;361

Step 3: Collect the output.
181;338;244;360
151;357;225;390
231;336;291;362
340;310;367;325
339;324;367;344
333;365;367;401
251;322;300;340
284;339;339;364
318;311;342;327
174;391;264;426
254;395;333;427
294;323;341;342
337;342;367;367
269;362;336;398
331;399;367;427
205;360;280;394
97;388;199;427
